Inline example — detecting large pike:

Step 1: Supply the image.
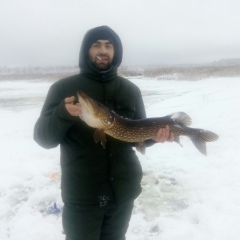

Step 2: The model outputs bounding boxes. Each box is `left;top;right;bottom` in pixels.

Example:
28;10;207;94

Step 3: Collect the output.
77;91;219;156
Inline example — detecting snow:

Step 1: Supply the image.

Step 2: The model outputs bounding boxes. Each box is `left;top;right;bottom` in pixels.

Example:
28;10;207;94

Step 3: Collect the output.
0;77;240;239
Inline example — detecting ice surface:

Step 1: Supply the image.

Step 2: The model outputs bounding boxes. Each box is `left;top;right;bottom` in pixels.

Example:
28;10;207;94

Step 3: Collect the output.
0;77;240;239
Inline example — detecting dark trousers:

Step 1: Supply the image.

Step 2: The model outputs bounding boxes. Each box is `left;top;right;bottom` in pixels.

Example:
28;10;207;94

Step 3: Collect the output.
62;201;134;240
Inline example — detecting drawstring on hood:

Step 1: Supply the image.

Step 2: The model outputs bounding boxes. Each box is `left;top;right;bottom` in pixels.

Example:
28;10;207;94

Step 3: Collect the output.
79;26;123;82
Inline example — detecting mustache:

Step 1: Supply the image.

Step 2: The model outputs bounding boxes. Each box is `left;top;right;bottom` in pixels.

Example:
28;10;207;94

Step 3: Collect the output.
95;54;110;60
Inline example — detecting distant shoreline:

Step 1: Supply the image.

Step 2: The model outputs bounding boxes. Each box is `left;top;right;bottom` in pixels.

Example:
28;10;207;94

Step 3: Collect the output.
1;58;240;81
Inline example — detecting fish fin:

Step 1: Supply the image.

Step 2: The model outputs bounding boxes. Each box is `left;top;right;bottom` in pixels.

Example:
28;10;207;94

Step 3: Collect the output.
170;112;192;126
198;130;219;142
190;137;207;156
135;142;146;155
94;129;107;148
190;129;219;156
174;136;183;147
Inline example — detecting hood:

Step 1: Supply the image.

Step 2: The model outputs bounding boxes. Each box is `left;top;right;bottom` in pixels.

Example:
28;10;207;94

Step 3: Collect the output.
79;26;123;70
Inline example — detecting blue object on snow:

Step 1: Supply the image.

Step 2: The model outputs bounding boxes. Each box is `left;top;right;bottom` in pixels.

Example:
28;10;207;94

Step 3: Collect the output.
47;202;61;215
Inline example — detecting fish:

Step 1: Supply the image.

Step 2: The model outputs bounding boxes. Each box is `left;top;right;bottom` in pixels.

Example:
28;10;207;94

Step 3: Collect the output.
77;90;219;156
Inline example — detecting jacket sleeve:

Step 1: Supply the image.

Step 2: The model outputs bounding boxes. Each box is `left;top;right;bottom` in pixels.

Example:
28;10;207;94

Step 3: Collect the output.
33;82;79;149
134;87;156;147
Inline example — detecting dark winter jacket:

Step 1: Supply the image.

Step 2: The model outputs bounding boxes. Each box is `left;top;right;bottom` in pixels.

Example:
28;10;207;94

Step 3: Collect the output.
34;26;154;206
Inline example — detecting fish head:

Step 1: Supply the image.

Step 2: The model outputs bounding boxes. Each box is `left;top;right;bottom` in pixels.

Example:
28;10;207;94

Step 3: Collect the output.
77;91;114;129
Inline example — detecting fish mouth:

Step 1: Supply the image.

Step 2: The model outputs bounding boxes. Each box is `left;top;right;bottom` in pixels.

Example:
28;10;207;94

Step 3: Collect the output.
77;91;89;101
77;91;115;129
77;91;109;116
77;91;97;114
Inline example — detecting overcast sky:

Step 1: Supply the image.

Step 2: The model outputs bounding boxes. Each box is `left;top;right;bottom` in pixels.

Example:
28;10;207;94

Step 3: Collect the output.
1;0;240;67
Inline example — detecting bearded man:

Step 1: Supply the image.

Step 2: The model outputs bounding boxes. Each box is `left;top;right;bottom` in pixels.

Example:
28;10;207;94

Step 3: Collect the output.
34;25;173;240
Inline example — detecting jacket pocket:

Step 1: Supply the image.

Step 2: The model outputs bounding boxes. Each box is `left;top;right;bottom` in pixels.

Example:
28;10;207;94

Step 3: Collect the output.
109;151;143;202
124;152;143;198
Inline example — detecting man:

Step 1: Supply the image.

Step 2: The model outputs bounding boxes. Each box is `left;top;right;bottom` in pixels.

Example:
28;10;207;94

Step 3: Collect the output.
34;26;173;240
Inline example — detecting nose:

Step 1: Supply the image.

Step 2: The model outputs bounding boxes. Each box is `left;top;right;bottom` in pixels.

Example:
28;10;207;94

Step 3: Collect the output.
99;45;108;54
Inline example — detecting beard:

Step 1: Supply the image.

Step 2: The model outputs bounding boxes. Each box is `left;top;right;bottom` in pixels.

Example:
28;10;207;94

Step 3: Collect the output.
90;55;113;71
94;62;112;70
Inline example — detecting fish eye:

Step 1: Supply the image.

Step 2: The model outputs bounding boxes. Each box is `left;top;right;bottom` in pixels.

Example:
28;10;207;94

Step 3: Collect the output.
103;116;113;125
104;118;110;124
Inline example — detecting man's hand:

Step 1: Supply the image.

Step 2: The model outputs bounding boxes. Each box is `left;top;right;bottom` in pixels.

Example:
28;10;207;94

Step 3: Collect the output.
65;96;82;117
152;125;174;143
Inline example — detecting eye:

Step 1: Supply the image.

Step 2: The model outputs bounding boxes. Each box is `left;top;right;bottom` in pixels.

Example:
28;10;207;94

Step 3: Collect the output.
105;44;113;49
104;116;113;125
104;118;110;124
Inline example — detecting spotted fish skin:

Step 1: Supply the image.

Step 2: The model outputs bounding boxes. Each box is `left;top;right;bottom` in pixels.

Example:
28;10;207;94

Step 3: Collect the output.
77;91;219;156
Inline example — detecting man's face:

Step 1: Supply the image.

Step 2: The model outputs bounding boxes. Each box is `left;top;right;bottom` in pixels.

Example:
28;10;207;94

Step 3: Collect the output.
88;40;114;70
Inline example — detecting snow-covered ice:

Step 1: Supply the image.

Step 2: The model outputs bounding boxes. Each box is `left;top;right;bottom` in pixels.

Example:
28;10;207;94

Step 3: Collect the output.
0;77;240;240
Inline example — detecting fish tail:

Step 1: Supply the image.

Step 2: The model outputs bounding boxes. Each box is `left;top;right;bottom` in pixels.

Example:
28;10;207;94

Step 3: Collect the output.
190;129;219;156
